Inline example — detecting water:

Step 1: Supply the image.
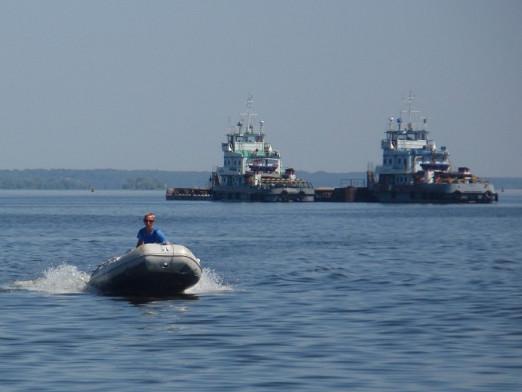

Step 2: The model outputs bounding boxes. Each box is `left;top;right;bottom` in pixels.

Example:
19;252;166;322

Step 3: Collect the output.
1;190;521;391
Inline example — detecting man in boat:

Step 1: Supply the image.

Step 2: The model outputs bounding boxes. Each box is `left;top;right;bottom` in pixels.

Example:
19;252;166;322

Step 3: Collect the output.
136;212;168;247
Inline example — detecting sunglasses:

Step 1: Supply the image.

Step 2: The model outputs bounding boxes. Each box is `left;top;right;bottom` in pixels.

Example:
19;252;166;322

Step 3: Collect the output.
144;219;155;223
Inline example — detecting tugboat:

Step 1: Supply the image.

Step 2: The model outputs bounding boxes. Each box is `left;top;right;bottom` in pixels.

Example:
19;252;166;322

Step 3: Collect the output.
368;94;498;203
211;97;314;202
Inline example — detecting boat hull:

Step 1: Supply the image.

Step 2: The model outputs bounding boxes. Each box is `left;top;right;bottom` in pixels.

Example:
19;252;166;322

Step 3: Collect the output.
165;187;212;201
371;182;498;203
211;184;315;202
89;244;202;296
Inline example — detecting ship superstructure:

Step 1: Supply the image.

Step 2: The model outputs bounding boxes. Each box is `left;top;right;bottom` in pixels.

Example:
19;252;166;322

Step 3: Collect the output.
368;94;497;203
211;98;314;201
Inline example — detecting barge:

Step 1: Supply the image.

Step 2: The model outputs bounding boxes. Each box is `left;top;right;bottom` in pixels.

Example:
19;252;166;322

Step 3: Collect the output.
166;187;212;201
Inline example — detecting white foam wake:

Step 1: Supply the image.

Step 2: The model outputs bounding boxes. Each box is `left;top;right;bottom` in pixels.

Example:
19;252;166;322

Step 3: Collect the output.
185;267;233;294
10;265;231;296
13;264;90;294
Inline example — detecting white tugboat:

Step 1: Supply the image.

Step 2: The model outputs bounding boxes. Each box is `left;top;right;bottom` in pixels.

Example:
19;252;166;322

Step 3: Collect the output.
368;94;498;203
211;97;314;201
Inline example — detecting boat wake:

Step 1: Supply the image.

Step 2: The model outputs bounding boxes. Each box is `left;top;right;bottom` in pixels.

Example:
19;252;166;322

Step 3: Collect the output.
9;264;232;296
186;267;234;294
12;264;90;294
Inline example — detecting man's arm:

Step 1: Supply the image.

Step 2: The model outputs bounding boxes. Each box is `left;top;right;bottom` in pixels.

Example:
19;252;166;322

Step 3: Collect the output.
136;229;144;247
155;229;168;244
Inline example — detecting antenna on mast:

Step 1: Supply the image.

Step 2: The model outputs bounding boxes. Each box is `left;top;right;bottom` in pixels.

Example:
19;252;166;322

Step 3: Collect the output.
246;94;254;110
400;90;420;130
242;94;256;134
406;90;415;118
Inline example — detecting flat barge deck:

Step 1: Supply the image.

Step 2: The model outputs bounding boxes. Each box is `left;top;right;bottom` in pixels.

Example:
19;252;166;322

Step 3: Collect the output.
166;187;212;201
165;185;375;202
166;184;497;203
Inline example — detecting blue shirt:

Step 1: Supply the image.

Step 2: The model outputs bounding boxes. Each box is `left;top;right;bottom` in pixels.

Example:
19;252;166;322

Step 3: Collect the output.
137;227;167;244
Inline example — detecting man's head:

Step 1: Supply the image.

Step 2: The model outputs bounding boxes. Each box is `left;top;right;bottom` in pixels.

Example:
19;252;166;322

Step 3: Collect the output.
143;212;156;227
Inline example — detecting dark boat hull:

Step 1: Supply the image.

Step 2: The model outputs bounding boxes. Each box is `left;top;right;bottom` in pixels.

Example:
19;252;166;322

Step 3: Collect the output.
371;183;498;203
211;184;315;202
89;244;202;297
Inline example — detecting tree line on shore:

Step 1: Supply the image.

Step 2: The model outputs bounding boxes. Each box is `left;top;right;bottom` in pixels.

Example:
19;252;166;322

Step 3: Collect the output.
0;169;518;190
0;169;209;190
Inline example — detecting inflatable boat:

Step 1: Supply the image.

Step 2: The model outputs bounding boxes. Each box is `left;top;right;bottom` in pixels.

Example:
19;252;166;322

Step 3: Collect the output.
89;243;202;296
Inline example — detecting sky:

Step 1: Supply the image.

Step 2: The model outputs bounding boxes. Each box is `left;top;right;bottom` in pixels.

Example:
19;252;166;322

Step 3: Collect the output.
0;0;520;176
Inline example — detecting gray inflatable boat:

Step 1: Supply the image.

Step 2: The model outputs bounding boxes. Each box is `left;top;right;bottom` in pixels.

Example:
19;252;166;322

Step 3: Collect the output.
89;243;202;296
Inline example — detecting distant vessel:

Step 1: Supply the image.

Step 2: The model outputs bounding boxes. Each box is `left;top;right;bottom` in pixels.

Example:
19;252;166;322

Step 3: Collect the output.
211;97;314;202
367;94;498;203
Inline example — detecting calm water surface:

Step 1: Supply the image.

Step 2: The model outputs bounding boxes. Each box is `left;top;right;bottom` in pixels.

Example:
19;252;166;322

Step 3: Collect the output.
1;190;521;391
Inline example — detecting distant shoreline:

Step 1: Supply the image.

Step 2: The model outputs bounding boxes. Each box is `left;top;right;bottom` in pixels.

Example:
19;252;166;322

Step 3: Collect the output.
0;169;520;190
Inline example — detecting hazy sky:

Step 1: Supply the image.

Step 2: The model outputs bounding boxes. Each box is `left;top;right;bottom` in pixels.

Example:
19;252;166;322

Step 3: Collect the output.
0;0;520;176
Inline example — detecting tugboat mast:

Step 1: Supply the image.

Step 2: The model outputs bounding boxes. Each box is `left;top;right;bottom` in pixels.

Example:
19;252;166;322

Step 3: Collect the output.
401;90;421;130
239;94;256;135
